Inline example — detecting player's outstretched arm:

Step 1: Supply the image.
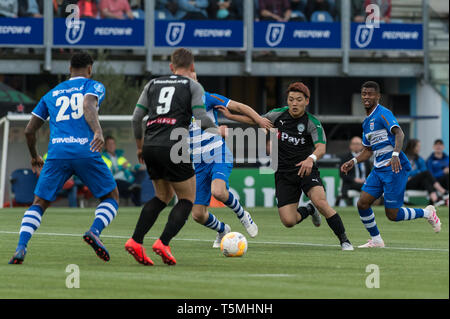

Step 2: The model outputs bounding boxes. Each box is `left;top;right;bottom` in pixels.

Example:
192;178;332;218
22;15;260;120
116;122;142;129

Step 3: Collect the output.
83;94;104;153
227;101;273;129
24;115;45;174
215;105;256;125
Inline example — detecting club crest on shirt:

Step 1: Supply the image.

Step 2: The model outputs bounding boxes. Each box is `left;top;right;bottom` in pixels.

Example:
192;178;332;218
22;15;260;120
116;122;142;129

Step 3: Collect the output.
370;121;375;131
297;123;305;134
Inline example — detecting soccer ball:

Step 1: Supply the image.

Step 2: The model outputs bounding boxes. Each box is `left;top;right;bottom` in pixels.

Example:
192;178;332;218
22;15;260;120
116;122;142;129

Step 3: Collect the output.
220;232;248;257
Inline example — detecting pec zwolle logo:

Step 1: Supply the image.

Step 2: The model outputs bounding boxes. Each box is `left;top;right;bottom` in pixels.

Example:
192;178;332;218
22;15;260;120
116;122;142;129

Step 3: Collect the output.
355;24;374;48
66;20;86;45
166;22;185;46
266;23;285;47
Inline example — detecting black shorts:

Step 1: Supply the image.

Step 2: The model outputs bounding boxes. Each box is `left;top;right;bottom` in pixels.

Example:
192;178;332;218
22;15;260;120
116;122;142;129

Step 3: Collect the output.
275;168;323;208
143;145;194;182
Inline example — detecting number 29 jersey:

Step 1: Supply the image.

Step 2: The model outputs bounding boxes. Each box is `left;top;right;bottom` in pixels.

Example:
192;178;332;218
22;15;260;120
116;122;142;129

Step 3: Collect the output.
32;76;106;160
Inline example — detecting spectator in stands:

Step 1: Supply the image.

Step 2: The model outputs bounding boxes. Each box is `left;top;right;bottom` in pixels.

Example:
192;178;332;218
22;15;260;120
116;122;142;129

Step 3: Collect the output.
77;0;99;19
352;0;365;22
258;0;291;22
18;0;42;17
99;0;134;19
102;136;141;206
363;0;391;23
404;139;448;205
427;139;449;191
305;0;336;21
290;0;307;21
178;0;209;19
337;136;371;206
155;0;184;19
129;0;144;19
0;0;18;17
58;0;78;18
208;0;241;20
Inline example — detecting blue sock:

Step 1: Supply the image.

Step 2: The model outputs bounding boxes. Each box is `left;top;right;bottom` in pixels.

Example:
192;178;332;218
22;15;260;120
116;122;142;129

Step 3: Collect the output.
204;212;225;233
90;198;118;235
358;208;380;237
395;207;425;221
17;205;44;250
224;192;245;219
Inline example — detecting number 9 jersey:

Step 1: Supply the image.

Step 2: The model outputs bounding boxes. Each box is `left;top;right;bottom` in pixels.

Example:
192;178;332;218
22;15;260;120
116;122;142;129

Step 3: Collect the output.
32;76;106;160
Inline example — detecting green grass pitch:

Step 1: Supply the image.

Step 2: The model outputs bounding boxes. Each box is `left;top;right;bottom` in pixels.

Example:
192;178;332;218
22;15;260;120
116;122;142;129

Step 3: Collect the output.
0;206;448;299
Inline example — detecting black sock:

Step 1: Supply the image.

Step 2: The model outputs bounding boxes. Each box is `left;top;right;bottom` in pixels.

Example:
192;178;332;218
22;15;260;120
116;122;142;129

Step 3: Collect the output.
296;205;312;224
132;196;167;244
160;199;193;246
326;213;349;244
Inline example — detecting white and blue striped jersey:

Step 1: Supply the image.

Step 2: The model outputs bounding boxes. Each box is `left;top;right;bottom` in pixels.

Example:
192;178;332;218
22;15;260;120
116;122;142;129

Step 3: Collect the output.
32;76;105;160
362;104;410;170
189;92;233;166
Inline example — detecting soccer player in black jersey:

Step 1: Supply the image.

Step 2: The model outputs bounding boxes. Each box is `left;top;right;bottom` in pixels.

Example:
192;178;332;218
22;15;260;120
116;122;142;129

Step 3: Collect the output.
125;48;225;265
238;82;353;251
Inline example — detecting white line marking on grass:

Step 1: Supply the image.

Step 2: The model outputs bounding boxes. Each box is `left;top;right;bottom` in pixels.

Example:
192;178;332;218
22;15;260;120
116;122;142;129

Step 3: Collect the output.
247;274;296;277
0;230;448;252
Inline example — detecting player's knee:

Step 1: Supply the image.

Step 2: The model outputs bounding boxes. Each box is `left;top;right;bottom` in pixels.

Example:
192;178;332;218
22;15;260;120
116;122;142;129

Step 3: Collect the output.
281;220;296;228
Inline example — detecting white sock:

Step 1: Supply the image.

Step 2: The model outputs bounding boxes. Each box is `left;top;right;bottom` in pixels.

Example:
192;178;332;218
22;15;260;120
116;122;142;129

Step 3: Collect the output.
371;234;383;243
423;208;431;218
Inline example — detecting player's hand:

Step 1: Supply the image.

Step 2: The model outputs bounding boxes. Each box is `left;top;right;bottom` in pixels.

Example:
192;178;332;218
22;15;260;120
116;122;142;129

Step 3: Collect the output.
256;117;273;130
137;148;144;164
219;125;228;138
30;156;44;175
215;105;232;118
340;160;355;175
90;131;104;153
296;157;314;177
385;156;402;173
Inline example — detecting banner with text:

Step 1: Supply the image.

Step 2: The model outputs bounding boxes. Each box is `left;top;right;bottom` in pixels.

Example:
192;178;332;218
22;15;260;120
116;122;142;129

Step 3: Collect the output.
254;21;341;49
226;168;340;208
351;23;423;50
155;20;244;48
0;18;43;45
53;18;144;47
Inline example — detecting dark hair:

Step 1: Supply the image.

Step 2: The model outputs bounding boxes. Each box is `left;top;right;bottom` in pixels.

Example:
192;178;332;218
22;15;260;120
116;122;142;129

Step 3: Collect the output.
105;136;115;142
404;139;420;159
434;139;444;145
70;52;94;69
171;48;194;69
286;82;310;99
361;81;380;93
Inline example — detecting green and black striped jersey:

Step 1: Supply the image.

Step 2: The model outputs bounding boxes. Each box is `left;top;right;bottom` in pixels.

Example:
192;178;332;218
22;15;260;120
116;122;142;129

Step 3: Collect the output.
263;107;326;172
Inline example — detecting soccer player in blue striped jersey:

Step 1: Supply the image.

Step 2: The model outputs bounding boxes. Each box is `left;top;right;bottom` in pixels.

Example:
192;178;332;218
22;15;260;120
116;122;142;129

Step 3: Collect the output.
341;81;441;248
8;52;119;264
189;73;272;247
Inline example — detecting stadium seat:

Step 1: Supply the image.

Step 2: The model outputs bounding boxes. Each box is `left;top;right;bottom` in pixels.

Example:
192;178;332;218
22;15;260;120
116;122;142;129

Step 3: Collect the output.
9;169;38;207
404;190;429;203
310;11;334;22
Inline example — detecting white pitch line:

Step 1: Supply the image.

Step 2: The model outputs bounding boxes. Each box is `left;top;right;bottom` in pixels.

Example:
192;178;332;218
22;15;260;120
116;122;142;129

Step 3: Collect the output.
0;230;448;252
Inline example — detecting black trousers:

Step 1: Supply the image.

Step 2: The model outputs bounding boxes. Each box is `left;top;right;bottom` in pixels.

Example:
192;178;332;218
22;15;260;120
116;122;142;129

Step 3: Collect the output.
406;171;436;194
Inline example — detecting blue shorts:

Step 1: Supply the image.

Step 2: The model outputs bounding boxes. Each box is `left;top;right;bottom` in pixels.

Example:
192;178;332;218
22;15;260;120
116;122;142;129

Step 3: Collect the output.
194;162;233;206
362;167;409;209
35;157;117;202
